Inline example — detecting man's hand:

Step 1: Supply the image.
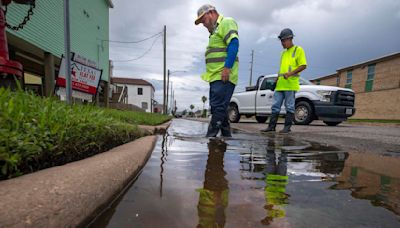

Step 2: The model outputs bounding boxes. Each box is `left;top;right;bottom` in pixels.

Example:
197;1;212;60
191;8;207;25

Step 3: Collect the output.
221;67;231;82
283;72;292;79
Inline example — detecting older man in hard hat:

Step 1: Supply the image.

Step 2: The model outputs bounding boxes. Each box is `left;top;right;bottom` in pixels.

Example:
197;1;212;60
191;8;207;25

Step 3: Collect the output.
195;4;239;138
262;28;307;134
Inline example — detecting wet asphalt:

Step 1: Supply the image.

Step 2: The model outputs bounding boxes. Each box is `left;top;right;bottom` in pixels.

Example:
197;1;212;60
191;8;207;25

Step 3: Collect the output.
90;119;400;227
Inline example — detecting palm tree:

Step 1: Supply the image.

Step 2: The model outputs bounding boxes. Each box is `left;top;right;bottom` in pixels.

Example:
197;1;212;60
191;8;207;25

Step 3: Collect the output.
189;104;195;117
201;96;207;118
201;96;207;110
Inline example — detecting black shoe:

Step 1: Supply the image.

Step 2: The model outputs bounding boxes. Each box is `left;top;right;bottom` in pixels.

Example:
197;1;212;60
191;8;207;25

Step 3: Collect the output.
261;114;278;133
279;112;294;134
220;120;232;137
206;120;222;137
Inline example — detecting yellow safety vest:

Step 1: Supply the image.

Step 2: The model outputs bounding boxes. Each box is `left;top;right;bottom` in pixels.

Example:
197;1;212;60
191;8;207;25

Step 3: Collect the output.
196;188;229;227
275;45;307;91
201;15;239;85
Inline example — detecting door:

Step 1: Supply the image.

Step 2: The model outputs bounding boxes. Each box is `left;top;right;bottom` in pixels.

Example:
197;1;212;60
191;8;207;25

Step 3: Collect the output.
256;77;276;115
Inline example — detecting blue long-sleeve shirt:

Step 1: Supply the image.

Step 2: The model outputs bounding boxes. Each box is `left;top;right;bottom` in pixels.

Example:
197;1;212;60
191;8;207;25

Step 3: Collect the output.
224;38;239;69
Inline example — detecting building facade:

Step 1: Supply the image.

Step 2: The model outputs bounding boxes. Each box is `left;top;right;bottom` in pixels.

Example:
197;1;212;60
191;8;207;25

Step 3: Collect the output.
111;77;155;113
311;52;400;120
5;0;113;97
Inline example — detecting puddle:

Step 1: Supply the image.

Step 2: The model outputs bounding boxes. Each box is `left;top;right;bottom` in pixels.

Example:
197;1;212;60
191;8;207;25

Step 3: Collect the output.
90;119;400;227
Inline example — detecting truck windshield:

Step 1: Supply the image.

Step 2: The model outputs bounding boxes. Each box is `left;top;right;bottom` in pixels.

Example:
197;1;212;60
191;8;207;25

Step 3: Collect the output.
300;78;314;85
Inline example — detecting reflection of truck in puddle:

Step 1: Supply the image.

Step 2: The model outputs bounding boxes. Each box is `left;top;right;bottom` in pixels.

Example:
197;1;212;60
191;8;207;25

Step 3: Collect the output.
229;74;356;126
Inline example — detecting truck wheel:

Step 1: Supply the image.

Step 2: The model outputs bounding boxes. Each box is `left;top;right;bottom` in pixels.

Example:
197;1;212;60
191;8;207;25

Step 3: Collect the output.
256;116;268;123
228;104;240;123
294;101;314;125
323;121;342;126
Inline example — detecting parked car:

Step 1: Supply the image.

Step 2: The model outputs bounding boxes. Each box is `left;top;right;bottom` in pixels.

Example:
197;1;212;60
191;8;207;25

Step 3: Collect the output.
229;74;355;126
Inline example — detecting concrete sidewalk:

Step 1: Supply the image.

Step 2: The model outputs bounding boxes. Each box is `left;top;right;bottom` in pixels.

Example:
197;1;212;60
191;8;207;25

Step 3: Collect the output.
0;122;170;227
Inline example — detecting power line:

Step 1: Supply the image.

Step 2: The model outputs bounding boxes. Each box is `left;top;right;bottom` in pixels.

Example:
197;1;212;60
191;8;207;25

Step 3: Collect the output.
102;31;163;44
112;34;162;62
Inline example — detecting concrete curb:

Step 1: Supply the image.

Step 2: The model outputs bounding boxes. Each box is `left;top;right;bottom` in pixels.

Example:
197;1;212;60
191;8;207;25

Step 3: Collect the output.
0;122;171;227
138;120;171;134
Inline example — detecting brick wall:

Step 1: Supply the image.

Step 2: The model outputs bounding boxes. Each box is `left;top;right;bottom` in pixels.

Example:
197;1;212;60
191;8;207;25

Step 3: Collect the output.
338;57;400;93
316;55;400;120
352;88;400;119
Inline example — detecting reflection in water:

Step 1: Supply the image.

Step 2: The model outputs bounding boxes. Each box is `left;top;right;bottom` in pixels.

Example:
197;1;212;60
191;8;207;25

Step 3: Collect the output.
330;152;400;217
159;133;168;198
262;136;289;225
89;120;400;227
196;139;229;228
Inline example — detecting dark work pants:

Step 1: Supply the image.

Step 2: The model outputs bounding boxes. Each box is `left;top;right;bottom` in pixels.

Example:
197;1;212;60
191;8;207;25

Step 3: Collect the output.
209;80;235;131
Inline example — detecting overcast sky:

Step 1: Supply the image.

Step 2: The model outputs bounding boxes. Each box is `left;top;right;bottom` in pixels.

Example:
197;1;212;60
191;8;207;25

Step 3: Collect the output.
109;0;400;112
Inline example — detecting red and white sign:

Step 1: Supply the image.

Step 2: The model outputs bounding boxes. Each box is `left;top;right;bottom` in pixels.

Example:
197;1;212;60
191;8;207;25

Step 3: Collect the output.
56;56;102;95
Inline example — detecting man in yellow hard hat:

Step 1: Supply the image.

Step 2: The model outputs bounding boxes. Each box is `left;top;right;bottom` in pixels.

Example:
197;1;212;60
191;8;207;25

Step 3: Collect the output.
195;4;239;138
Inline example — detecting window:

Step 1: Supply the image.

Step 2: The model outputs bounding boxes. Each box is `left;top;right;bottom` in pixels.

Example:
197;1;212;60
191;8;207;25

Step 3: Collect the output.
367;64;375;80
345;70;352;89
336;75;340;86
260;77;277;90
365;64;375;92
316;80;320;85
141;102;148;109
138;87;143;95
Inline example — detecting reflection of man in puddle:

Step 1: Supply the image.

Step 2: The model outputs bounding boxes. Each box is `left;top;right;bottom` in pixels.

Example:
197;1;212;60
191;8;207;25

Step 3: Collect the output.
262;137;289;225
196;140;229;228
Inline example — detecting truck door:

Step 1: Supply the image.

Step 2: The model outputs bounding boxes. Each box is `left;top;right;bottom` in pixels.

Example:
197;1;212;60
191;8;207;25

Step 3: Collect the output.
256;77;276;115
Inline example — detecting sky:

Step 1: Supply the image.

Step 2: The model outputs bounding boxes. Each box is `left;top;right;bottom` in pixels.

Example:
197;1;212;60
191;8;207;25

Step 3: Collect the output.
109;0;400;112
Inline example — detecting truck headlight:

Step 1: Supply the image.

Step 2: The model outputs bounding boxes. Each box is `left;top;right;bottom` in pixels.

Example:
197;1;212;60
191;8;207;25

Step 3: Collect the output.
316;91;332;102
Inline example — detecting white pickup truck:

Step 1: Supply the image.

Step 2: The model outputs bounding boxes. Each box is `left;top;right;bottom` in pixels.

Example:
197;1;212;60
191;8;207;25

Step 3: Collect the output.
229;74;355;126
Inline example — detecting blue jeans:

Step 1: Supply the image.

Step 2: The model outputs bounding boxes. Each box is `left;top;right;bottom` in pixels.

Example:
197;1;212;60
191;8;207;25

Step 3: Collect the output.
209;80;235;125
271;91;295;114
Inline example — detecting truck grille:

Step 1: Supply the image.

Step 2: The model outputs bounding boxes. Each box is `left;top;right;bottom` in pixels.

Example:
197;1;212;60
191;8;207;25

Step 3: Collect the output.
334;90;355;106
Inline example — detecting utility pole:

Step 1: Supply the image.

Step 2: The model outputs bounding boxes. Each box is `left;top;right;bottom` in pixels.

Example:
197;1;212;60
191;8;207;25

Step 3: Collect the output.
64;0;72;104
166;69;170;113
169;82;173;114
166;70;185;114
163;25;167;114
249;49;254;86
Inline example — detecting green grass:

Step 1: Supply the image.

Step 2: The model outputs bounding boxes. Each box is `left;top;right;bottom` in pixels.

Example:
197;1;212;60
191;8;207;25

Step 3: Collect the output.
103;108;171;126
348;119;400;124
0;88;171;179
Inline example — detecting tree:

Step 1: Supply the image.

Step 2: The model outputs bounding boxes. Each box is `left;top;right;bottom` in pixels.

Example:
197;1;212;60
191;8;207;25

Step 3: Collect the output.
201;96;207;110
201;96;207;118
189;104;195;117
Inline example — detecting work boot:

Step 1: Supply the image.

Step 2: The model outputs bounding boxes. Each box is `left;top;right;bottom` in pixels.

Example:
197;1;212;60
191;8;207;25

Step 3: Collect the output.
220;119;232;137
261;114;279;132
280;112;294;134
206;120;222;137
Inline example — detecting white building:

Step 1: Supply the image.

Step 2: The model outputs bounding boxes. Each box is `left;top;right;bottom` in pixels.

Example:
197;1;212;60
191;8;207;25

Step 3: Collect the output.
111;77;155;112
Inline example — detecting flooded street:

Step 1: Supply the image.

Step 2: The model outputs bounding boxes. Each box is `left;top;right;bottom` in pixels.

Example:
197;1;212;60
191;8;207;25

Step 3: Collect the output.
91;119;400;227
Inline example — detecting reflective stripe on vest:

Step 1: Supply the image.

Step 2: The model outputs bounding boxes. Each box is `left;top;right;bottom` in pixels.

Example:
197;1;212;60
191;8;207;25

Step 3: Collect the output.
206;56;239;64
205;47;226;56
223;30;238;43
